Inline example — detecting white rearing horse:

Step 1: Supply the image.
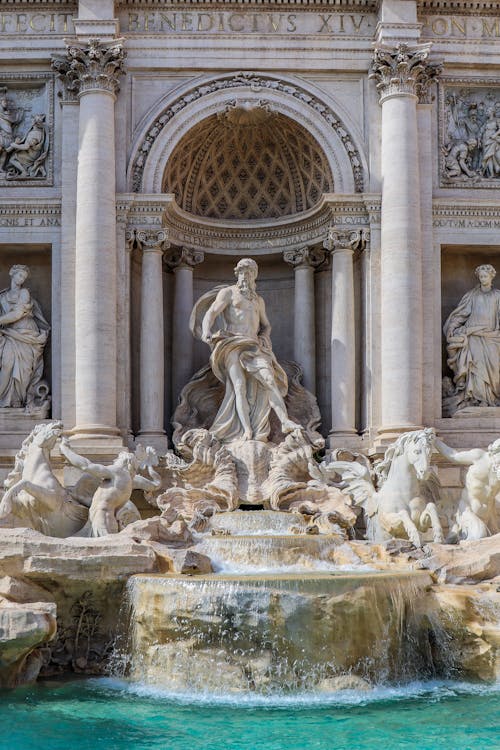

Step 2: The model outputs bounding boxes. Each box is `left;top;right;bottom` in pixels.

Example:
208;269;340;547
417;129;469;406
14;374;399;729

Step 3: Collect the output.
0;421;87;537
328;428;444;547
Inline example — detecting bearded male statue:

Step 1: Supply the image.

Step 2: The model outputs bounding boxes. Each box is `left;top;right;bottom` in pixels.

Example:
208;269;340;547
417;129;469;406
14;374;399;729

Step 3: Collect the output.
189;258;301;443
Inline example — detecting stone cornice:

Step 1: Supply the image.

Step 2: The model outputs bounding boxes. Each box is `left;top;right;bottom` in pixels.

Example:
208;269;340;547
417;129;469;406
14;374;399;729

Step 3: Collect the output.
0;201;61;216
163;195;336;255
117;0;377;7
418;1;500;15
0;1;75;5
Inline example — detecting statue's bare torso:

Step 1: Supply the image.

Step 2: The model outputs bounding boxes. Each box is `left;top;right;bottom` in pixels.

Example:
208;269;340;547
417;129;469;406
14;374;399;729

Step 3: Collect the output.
214;285;262;339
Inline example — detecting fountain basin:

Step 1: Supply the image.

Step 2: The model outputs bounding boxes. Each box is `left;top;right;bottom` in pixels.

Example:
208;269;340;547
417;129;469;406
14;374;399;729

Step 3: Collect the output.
124;571;437;694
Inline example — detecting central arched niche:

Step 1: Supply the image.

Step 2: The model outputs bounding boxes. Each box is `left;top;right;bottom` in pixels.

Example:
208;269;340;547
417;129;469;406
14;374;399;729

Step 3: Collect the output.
162;105;334;221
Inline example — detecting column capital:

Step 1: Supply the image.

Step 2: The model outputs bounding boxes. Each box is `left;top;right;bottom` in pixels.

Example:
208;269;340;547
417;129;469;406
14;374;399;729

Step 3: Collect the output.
135;228;169;254
52;38;126;98
166;247;205;270
324;227;369;254
370;43;441;103
283;246;327;269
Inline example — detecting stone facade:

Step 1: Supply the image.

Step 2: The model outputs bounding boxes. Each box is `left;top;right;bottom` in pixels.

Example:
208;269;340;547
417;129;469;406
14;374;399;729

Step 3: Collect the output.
0;0;499;481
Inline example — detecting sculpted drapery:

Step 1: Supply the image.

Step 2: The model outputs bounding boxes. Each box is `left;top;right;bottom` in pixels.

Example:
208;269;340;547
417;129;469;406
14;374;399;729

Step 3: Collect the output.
0;265;49;409
444;264;500;409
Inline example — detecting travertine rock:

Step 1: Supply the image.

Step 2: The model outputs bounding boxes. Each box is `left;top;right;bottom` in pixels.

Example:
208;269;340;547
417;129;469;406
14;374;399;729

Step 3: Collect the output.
430;584;500;682
118;516;193;548
0;598;56;687
421;533;500;583
169;549;213;575
0;528;158;581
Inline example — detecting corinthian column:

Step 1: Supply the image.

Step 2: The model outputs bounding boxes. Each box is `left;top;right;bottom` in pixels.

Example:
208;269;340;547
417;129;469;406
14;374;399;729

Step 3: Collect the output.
136;229;169;451
370;44;439;440
325;227;368;443
167;248;204;405
53;40;126;442
283;246;325;393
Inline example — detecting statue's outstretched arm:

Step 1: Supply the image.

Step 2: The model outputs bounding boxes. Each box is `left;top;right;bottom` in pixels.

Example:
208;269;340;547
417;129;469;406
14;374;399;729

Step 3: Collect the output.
60;438;112;479
434;437;483;465
132;472;161;491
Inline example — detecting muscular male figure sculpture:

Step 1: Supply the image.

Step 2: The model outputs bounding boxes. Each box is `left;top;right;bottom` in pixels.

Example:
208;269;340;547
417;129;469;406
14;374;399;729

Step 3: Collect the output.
190;258;301;443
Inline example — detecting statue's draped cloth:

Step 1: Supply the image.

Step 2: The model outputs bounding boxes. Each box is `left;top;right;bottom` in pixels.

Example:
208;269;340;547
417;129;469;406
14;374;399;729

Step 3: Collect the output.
190;287;288;442
444;286;500;406
0;290;49;408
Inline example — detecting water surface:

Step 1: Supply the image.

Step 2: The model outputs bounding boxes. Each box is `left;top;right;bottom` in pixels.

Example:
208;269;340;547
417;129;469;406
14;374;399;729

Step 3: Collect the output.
1;678;499;750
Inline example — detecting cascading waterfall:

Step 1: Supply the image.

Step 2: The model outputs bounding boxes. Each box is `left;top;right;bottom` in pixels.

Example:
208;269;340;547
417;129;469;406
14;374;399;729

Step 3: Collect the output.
193;535;368;573
116;569;449;695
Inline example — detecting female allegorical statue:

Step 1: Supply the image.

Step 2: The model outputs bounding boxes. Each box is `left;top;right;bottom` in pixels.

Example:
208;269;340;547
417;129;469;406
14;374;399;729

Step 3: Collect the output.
0;264;50;408
444;264;500;411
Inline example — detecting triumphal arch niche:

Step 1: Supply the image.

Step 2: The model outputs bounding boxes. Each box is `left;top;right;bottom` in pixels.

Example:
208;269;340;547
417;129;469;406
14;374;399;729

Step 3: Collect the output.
125;70;369;454
1;0;500;492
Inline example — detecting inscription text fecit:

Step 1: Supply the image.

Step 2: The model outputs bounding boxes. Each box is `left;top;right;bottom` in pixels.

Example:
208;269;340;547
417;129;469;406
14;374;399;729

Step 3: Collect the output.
0;13;73;34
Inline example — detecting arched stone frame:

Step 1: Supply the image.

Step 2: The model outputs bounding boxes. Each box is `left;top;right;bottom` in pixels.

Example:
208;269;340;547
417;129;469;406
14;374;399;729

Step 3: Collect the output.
127;71;369;196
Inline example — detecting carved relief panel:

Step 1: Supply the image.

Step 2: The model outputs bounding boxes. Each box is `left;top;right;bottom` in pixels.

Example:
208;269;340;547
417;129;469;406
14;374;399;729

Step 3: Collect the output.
0;74;53;186
440;81;500;188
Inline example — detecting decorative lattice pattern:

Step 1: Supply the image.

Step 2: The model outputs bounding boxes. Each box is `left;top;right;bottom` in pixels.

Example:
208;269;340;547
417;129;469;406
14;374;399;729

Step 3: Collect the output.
163;111;334;220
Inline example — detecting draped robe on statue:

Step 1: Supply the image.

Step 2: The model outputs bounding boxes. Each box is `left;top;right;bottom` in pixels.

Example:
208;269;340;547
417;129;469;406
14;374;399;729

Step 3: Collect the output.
444;285;500;407
190;287;288;443
0;289;49;408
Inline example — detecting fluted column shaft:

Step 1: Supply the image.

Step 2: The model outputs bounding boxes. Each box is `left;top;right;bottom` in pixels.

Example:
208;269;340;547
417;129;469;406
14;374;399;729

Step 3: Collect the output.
53;40;126;439
168;248;204;405
326;228;367;439
284;247;325;393
136;230;169;449
370;43;440;436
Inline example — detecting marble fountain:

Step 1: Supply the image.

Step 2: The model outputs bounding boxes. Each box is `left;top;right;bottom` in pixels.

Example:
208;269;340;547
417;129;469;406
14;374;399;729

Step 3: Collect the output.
0;259;499;703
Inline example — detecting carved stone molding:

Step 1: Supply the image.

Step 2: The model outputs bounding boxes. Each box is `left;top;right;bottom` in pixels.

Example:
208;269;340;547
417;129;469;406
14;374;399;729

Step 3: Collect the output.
283;246;327;269
52;38;126;98
324;226;369;254
166;247;205;270
131;72;365;193
370;44;441;103
135;228;169;254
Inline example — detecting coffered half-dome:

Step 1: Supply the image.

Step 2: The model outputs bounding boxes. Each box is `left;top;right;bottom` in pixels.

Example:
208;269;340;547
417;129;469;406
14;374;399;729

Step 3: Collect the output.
162;105;334;221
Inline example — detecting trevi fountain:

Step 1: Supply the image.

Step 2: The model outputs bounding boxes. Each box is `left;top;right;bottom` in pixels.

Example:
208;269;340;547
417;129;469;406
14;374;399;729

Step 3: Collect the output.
0;1;500;749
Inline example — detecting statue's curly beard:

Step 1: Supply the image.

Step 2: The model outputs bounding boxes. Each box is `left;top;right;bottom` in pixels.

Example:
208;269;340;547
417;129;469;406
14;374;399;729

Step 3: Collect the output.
237;276;257;300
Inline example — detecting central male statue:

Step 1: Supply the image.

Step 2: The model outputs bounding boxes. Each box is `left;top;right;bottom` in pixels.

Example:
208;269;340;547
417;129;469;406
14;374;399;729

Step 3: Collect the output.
190;258;301;443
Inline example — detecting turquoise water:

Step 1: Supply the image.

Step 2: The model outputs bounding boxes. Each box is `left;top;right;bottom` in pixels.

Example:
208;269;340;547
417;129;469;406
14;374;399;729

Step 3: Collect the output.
1;679;499;750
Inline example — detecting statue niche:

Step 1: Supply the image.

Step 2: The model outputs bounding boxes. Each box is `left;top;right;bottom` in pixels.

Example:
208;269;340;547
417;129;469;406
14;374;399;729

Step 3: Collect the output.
170;257;355;527
443;263;500;416
174;258;320;448
0;264;50;416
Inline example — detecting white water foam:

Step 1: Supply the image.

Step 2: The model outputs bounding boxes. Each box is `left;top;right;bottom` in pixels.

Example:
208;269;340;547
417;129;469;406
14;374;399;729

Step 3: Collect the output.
94;677;500;710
